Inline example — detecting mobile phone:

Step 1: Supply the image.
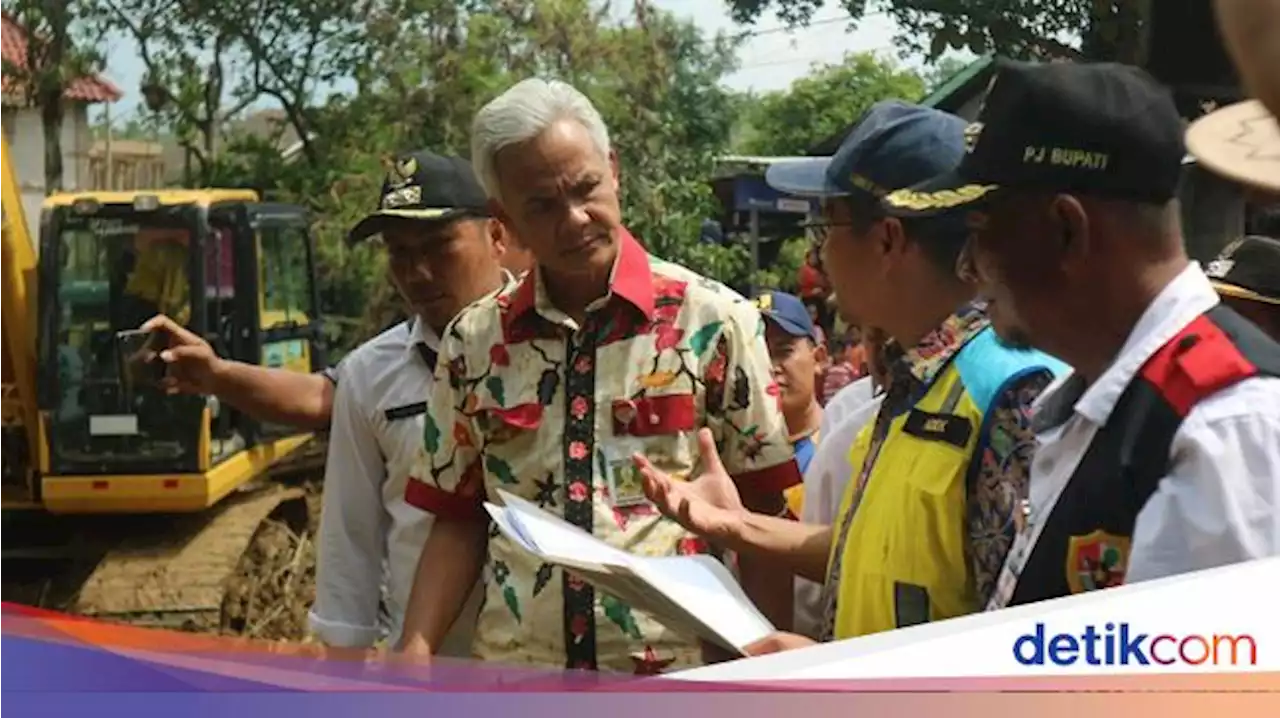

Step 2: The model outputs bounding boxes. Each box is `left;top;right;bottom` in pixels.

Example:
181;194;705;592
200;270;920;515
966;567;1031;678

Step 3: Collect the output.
116;328;168;387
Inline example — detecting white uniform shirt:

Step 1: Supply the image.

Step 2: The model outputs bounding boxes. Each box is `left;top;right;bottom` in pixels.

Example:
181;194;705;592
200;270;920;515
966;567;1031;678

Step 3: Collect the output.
989;263;1280;609
307;319;476;648
793;376;884;639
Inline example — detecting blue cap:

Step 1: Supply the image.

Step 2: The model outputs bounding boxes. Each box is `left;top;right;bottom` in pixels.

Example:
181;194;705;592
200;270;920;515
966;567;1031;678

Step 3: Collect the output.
753;291;817;340
765;100;968;201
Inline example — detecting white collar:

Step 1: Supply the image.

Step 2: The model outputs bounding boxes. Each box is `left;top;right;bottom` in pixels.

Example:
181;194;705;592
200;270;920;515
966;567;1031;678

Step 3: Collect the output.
1067;262;1220;425
406;317;441;356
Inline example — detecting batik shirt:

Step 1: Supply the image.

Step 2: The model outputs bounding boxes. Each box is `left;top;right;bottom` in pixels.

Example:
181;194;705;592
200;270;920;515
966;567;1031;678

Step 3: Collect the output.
406;230;801;673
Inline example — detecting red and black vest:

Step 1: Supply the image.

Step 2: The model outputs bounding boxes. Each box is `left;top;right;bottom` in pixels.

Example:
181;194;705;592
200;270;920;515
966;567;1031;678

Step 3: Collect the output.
1009;305;1280;606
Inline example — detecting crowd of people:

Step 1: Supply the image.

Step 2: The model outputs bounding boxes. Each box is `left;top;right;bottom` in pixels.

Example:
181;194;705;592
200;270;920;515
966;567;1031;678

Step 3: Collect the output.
142;28;1279;676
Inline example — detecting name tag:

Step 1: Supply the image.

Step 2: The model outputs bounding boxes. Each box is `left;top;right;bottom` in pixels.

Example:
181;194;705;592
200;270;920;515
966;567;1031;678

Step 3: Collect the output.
901;409;972;449
603;438;649;508
384;402;427;422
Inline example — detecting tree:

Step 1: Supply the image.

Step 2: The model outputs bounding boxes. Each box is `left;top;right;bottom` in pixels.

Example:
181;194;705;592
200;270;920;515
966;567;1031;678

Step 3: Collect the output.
722;0;1153;64
2;0;110;192
597;0;752;285
98;0;237;182
98;0;361;182
735;52;925;156
205;0;753;351
923;55;972;93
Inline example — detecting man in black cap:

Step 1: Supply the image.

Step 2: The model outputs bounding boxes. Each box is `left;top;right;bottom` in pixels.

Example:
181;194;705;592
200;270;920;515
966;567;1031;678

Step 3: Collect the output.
882;60;1280;609
143;151;520;652
636;100;1066;658
142;154;528;425
1208;236;1280;341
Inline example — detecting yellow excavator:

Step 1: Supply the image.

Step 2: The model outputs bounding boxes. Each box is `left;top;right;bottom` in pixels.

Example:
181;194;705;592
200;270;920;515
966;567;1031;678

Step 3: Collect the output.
2;134;324;631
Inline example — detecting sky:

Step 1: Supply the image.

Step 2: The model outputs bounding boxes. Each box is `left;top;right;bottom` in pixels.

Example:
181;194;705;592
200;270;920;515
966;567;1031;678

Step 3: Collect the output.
94;0;961;122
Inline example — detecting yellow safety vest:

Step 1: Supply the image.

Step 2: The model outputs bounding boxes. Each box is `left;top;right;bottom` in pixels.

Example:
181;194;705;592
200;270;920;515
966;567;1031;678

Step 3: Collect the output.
827;327;1066;639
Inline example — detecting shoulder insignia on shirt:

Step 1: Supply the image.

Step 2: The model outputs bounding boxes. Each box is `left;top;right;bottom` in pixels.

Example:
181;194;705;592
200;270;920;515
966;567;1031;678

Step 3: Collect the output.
1065;529;1131;593
901;409;972;448
384;401;428;422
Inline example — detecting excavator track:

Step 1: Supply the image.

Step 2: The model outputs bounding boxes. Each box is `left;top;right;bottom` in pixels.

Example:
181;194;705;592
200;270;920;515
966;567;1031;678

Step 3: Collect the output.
2;439;330;637
72;484;310;632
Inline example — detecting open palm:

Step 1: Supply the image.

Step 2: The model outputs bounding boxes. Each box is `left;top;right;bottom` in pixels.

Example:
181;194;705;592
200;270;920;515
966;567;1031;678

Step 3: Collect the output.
632;428;745;540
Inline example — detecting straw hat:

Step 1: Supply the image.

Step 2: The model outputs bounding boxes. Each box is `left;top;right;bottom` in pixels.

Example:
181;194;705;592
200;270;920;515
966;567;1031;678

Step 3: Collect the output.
1185;99;1280;193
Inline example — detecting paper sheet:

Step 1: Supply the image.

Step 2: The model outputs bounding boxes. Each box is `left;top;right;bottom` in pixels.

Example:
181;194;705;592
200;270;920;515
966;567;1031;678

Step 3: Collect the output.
485;489;776;652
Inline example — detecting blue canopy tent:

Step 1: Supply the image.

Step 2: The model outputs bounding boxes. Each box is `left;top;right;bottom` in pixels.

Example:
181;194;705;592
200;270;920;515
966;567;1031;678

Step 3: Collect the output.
707;156;820;294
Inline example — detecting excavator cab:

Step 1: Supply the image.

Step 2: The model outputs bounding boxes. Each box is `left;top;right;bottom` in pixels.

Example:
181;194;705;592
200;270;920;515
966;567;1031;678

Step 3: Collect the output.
30;190;324;513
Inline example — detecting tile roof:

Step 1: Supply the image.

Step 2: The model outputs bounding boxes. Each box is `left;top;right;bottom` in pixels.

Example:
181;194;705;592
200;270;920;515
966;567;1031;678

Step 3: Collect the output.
2;13;122;103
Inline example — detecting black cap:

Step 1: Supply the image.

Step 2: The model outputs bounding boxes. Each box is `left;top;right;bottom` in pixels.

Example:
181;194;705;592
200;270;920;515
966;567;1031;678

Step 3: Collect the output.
1207;235;1280;306
882;60;1186;217
347;150;491;243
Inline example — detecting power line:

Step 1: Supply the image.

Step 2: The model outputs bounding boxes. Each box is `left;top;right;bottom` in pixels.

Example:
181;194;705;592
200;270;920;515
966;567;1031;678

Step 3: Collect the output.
735;43;897;71
731;13;849;40
725;9;889;42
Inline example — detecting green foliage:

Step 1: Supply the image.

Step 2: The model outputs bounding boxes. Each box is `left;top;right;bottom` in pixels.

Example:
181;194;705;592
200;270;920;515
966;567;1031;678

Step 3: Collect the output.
95;0;362;180
736;52;925;156
750;237;809;293
185;0;752;352
2;0;109;191
722;0;1148;63
923;55;974;93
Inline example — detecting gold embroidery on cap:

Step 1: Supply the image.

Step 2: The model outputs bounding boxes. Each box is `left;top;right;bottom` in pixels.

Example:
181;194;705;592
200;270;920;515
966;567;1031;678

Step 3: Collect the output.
1022;146;1110;170
382;185;423;209
386;156;419;189
396;156;418;180
883;184;998;210
754;294;774;312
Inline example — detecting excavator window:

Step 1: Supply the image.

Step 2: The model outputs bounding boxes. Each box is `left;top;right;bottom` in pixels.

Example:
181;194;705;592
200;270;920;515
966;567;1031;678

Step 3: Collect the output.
259;223;310;330
36;198;323;477
43;209;201;472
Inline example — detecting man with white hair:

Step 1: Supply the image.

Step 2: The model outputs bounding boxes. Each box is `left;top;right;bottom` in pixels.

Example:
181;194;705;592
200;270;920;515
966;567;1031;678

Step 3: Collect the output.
398;78;801;672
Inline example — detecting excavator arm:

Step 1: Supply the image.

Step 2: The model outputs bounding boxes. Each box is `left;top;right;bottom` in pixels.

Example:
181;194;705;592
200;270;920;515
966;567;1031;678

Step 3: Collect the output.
2;134;45;506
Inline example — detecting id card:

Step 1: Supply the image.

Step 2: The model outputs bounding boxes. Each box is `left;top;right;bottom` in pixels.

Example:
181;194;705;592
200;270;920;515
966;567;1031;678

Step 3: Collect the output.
603;439;649;508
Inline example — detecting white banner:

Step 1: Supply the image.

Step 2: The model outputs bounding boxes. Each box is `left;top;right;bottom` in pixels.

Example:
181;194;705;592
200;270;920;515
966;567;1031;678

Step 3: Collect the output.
669;557;1280;681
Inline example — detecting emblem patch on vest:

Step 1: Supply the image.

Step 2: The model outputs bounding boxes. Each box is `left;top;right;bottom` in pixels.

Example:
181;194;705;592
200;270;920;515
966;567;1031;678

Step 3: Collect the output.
1065;530;1131;593
902;409;973;448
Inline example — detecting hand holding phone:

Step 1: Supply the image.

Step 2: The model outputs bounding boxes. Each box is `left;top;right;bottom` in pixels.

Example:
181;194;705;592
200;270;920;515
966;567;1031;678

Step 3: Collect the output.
137;314;223;395
116;328;168;388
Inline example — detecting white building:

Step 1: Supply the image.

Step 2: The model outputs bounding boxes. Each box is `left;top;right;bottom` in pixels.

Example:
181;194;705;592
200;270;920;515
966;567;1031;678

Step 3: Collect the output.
2;12;122;233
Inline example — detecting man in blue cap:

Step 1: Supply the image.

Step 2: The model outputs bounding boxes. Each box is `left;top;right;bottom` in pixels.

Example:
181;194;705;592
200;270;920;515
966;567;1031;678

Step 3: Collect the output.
753;290;827;517
635;100;1069;653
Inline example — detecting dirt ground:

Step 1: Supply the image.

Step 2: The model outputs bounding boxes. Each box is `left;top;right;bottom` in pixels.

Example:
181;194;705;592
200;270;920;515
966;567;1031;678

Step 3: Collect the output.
2;443;328;645
218;480;323;642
